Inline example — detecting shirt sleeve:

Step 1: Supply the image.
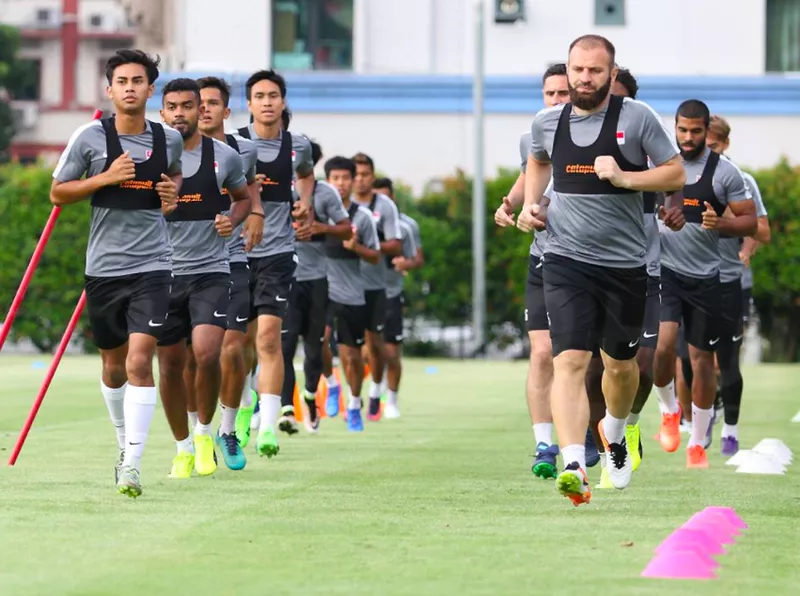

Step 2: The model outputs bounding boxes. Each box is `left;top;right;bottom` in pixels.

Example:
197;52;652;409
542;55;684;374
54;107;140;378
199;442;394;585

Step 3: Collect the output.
530;109;553;163
52;125;94;182
718;161;750;205
292;134;314;177
164;126;184;175
743;172;767;216
409;217;422;248
633;100;679;167
519;133;531;172
359;209;380;249
238;137;258;184
221;145;247;192
321;184;349;223
380;196;401;241
402;224;417;258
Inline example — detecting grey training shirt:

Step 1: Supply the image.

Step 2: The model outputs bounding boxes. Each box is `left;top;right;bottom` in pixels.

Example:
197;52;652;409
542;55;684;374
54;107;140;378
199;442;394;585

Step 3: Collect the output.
530;98;679;268
295;180;349;282
385;219;418;299
520;131;548;258
52;119;183;277
719;170;767;284
354;192;401;291
225;133;258;264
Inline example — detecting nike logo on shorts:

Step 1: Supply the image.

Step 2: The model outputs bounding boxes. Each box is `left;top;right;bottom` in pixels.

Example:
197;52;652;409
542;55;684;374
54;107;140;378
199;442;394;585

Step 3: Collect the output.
356;338;364;345
214;311;226;318
732;334;743;342
148;320;163;327
395;335;404;341
709;337;720;346
236;316;248;322
276;296;287;302
643;332;657;339
376;325;385;331
536;261;543;269
629;338;640;348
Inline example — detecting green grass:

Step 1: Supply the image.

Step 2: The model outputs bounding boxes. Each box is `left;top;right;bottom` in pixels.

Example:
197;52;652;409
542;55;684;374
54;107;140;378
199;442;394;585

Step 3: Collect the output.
0;355;798;595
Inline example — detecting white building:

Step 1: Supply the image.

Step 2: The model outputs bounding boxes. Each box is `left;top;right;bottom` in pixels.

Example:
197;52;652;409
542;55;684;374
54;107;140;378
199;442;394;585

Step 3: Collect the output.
4;0;800;190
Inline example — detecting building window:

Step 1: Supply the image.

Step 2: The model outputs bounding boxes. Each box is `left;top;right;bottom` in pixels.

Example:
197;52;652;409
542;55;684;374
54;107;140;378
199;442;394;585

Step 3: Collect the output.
766;0;800;71
272;0;354;71
11;59;41;101
594;0;625;26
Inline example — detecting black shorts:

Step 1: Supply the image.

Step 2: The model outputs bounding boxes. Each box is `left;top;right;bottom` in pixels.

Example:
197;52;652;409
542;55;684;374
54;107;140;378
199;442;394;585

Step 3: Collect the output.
677;322;690;360
227;263;251;334
741;287;752;324
284;278;328;343
249;252;297;319
543;254;647;360
84;270;172;351
158;272;230;347
720;279;744;346
640;276;661;349
525;254;548;332
364;289;387;334
660;266;721;352
384;294;405;344
329;301;366;348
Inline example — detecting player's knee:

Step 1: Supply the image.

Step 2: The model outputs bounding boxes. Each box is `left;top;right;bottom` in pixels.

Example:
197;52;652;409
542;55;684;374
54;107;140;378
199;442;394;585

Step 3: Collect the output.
603;356;637;381
221;336;244;366
194;345;222;369
126;350;154;382
102;362;127;387
257;329;282;357
553;350;592;376
530;344;553;377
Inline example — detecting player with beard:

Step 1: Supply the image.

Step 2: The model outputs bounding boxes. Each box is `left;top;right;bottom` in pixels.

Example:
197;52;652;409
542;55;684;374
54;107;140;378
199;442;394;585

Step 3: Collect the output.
372;177;422;419
351;153;402;421
652;100;756;469
679;115;769;457
51;50;183;498
157;78;251;478
324;157;381;431
519;35;685;505
237;70;315;459
278;141;351;434
495;63;572;479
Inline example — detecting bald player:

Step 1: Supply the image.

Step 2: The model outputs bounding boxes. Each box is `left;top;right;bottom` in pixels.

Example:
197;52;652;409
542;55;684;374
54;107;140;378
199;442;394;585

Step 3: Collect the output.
652;100;756;469
521;35;684;505
494;63;570;479
51;50;183;497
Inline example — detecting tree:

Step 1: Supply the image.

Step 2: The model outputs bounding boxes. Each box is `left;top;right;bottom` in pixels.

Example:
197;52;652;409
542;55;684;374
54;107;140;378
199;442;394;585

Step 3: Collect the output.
0;163;92;351
0;24;39;159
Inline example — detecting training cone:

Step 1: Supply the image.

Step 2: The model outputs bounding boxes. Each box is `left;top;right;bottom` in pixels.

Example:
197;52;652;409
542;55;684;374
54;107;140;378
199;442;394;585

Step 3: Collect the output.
681;513;737;544
735;452;787;475
656;527;726;557
792;411;800;423
752;438;793;466
640;551;718;580
292;384;302;421
725;449;752;466
702;507;748;530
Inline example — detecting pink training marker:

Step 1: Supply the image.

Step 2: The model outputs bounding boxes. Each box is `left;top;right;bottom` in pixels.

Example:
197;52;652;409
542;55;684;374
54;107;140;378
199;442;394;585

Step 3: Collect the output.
702;506;748;530
682;512;738;544
641;551;718;580
656;527;726;557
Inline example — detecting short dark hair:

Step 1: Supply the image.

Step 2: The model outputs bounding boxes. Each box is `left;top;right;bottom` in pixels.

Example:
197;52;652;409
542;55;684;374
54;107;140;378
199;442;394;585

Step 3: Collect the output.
568;34;616;67
245;69;287;100
373;177;393;194
676;99;710;127
352;152;375;173
325;156;356;178
105;49;160;85
615;67;638;99
162;77;200;105
309;139;322;166
196;76;231;107
281;106;292;130
542;63;566;85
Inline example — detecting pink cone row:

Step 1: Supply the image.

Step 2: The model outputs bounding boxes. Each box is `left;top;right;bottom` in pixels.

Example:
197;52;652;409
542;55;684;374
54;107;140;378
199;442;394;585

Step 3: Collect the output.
640;506;748;580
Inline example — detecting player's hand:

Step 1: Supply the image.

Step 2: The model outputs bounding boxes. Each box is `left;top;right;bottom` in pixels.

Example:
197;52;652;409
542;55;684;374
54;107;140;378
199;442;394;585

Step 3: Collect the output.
739;250;751;268
215;213;232;237
292;200;310;221
516;204;545;233
156;173;178;214
293;219;314;241
104;151;136;185
255;173;267;186
242;212;264;252
343;229;357;251
594;155;627;188
392;256;408;271
659;205;685;231
494;196;516;227
701;201;718;230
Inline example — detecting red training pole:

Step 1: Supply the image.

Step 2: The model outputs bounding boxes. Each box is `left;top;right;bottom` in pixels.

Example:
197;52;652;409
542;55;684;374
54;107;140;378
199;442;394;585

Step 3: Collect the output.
0;109;103;354
8;291;87;465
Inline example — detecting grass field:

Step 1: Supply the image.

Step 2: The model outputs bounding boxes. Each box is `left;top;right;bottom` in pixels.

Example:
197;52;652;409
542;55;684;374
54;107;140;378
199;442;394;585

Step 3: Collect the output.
0;355;798;595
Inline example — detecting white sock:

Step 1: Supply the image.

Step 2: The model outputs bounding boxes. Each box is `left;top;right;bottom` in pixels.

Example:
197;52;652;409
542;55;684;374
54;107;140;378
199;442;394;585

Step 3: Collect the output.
387;389;398;405
561;444;586;471
187;411;198;428
195;422;211;436
100;380;126;449
327;374;339;388
259;393;281;432
532;422;553;446
250;370;258;393
241;383;253;408
348;396;362;410
722;423;738;439
602;414;627;445
690;405;713;447
627;412;640;426
655;381;679;414
369;381;382;399
220;404;238;435
176;436;194;454
122;385;157;470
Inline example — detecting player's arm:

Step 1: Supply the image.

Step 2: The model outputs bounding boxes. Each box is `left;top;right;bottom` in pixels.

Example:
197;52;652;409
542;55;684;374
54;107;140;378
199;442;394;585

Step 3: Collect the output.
292;136;315;219
378;198;402;256
346;213;381;264
51;169;118;205
711;166;757;237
